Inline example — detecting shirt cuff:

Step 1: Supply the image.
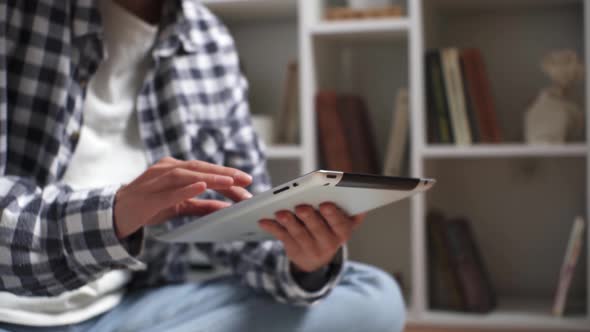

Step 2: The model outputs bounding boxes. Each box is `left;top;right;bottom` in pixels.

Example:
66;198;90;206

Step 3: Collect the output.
278;245;347;304
62;185;146;276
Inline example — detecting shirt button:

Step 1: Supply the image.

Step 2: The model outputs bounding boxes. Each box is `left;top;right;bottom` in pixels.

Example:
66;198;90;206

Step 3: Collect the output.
70;131;80;144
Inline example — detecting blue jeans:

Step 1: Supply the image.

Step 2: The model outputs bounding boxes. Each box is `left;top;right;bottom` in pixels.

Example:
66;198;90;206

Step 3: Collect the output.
0;262;405;332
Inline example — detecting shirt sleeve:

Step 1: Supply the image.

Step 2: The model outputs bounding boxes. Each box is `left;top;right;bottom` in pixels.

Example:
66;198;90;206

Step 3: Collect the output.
196;241;346;306
0;178;146;296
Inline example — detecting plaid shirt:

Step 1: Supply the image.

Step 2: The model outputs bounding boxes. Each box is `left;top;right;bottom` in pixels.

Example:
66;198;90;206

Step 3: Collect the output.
0;0;343;305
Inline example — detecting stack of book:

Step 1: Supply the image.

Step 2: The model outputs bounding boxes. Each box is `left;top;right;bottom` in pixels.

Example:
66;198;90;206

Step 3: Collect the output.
427;211;497;313
425;48;502;145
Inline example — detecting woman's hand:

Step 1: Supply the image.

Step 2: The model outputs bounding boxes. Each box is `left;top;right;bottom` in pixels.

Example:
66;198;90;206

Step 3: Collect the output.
259;203;366;273
114;157;253;239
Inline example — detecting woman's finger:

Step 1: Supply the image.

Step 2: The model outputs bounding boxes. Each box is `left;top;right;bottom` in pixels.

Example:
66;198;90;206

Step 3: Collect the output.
148;182;207;211
352;213;367;229
319;202;354;243
179;199;232;215
134;157;252;187
143;168;234;192
258;219;300;255
130;157;181;183
177;160;252;187
147;199;231;226
216;186;253;202
275;211;315;250
294;205;338;250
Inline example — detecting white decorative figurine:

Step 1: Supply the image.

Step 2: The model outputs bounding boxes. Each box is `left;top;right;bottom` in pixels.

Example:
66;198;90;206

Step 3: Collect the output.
525;50;585;144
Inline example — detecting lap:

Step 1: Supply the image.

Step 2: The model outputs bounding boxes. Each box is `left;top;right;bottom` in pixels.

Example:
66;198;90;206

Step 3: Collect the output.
0;262;405;332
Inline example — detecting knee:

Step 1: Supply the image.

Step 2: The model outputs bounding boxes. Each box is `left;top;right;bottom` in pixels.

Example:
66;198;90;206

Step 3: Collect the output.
339;263;406;332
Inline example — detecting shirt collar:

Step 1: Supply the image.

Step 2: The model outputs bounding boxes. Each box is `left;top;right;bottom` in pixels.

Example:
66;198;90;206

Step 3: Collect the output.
70;0;204;57
153;0;208;57
70;0;103;40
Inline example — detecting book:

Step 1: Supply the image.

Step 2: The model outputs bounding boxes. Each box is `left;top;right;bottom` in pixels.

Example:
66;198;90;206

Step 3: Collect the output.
461;49;502;143
425;51;454;144
459;54;481;143
316;91;354;172
441;48;472;145
427;211;466;311
325;5;404;20
425;53;441;143
445;218;496;313
552;216;586;316
275;61;299;144
338;94;380;174
383;88;409;176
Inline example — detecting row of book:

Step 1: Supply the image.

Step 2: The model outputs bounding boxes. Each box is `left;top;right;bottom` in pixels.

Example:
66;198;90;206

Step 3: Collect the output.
315;91;381;174
315;89;410;176
425;48;502;145
428;211;587;316
427;211;497;313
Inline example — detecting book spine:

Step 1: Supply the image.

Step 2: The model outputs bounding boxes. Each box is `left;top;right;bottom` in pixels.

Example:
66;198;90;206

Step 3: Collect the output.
472;50;502;143
427;212;466;310
441;49;469;145
431;52;454;144
383;89;409;176
355;97;381;174
338;95;380;174
316;91;354;172
461;49;491;142
552;217;586;316
425;52;442;143
447;48;472;145
445;218;496;312
285;62;300;144
460;53;481;143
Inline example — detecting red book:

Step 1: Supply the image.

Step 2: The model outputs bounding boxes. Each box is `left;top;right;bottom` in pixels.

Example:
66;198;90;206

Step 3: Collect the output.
461;49;502;143
338;94;380;174
316;91;354;172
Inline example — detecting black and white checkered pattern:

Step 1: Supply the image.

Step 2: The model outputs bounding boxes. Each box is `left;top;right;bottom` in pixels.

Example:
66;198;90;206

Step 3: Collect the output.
0;0;342;305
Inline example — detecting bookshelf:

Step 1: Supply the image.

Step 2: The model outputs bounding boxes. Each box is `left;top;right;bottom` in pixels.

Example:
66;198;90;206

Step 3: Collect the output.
422;144;588;159
310;18;410;40
204;0;589;330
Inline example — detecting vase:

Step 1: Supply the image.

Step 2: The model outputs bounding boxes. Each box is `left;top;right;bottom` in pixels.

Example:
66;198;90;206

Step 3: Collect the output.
525;89;583;144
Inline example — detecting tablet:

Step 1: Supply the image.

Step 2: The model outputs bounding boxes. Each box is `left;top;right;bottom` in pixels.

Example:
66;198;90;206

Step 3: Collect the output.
153;170;435;243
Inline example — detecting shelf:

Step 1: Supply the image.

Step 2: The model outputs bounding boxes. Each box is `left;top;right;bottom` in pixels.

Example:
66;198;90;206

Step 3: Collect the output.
310;18;410;41
421;144;588;159
265;145;303;159
201;0;297;22
409;297;589;331
429;0;582;12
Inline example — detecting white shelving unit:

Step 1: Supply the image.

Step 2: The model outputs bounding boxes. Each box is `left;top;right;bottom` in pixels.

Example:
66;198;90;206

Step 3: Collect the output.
205;0;589;330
